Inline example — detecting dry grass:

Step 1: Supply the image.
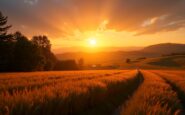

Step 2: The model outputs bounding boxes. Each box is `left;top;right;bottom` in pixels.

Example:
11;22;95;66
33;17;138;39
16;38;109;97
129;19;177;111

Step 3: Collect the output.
121;71;183;115
151;70;185;110
0;70;142;115
152;70;185;94
1;70;184;115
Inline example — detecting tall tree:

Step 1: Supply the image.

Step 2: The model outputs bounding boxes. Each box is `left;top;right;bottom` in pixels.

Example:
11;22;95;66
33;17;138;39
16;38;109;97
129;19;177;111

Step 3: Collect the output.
0;11;13;71
32;36;56;70
12;32;45;71
0;11;12;41
32;35;51;50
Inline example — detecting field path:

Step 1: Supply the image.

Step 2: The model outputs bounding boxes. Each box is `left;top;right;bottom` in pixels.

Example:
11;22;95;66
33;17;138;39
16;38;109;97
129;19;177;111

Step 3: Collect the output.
0;70;143;115
151;71;185;113
0;70;130;95
119;70;183;115
112;70;144;115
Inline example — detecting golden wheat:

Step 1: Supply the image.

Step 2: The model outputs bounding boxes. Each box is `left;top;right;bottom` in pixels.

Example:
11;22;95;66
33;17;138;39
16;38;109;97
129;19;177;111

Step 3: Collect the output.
0;70;140;115
121;70;183;115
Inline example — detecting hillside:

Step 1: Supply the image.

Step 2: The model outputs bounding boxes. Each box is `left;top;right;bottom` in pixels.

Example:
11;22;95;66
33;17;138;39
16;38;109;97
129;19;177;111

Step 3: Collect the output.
122;55;185;69
142;43;185;54
56;43;185;67
53;46;143;54
56;51;158;66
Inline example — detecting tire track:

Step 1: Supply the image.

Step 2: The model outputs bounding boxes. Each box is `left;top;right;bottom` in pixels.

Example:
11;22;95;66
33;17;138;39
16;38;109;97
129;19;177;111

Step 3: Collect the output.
120;70;183;115
152;72;185;114
0;71;129;95
113;70;144;115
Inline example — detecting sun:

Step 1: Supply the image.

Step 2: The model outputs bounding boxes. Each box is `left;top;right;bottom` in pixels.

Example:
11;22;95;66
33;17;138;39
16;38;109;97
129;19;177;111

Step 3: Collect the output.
88;38;97;46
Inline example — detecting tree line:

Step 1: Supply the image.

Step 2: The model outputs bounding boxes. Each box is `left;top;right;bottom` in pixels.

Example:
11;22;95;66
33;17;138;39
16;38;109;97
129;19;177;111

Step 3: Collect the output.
0;11;79;72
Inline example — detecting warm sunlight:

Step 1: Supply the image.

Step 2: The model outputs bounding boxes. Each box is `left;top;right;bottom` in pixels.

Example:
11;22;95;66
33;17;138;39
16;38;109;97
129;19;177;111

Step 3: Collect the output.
88;37;97;46
1;1;185;115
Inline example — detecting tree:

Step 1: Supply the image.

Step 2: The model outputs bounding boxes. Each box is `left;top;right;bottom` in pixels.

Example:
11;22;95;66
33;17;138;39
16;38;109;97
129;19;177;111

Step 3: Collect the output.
54;60;79;70
0;11;12;42
78;58;84;69
31;36;56;70
126;58;131;63
32;35;51;50
0;11;59;72
0;11;13;71
12;32;45;71
0;41;14;71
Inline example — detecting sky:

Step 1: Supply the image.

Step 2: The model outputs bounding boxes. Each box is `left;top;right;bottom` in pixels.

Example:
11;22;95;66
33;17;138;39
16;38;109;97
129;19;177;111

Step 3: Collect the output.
0;0;185;52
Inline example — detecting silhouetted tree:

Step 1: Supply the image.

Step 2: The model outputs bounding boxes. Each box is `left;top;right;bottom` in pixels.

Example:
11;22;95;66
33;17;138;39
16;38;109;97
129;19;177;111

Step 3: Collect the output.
78;58;84;69
12;32;45;71
0;11;12;42
0;11;79;72
32;35;51;50
54;60;79;70
126;58;131;63
0;41;14;71
32;36;56;70
0;12;13;71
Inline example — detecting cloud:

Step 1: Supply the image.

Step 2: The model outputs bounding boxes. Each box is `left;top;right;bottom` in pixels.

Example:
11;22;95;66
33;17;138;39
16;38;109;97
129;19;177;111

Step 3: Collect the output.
97;20;109;32
142;17;160;27
24;0;38;5
0;0;185;38
107;0;185;35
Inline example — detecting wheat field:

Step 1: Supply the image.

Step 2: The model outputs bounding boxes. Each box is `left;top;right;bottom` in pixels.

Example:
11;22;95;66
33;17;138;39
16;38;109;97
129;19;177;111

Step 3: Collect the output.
0;70;185;115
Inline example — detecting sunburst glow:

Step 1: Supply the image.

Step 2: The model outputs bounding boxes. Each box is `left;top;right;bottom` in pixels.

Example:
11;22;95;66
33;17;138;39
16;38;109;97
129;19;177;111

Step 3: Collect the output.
88;38;97;46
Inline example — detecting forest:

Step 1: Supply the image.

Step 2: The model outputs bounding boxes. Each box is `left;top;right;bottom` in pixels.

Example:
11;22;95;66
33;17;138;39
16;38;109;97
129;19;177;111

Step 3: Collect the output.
0;11;79;72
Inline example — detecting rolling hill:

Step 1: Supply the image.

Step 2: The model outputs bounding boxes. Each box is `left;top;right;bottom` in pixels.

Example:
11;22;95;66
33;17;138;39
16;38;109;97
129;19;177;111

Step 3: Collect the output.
142;43;185;54
121;55;185;69
56;43;185;68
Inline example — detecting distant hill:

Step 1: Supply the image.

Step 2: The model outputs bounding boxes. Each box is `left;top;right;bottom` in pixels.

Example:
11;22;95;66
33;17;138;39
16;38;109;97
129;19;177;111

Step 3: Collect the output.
56;43;185;66
142;43;185;54
56;51;157;65
53;46;143;54
121;55;185;69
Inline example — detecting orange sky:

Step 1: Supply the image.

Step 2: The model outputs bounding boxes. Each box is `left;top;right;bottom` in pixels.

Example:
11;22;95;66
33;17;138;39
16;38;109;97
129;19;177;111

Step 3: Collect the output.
0;0;185;53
